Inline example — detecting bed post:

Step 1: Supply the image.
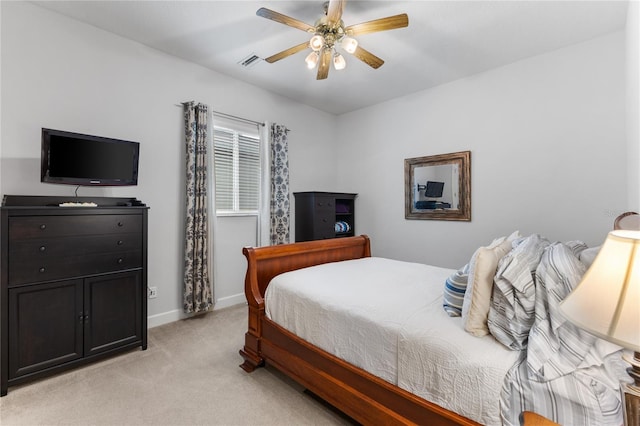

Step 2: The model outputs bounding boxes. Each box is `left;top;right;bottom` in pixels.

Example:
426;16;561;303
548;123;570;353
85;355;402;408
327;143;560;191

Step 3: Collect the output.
239;245;264;372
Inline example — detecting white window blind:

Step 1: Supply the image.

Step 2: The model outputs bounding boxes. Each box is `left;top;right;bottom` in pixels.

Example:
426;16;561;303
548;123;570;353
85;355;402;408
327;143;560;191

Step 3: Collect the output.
213;118;261;214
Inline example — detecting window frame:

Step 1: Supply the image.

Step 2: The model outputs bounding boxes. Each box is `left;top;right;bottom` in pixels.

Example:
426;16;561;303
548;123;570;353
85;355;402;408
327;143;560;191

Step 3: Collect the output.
213;123;261;217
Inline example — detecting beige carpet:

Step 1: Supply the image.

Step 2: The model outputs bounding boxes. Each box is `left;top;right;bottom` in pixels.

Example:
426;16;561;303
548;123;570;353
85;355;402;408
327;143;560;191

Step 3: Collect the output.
0;304;353;425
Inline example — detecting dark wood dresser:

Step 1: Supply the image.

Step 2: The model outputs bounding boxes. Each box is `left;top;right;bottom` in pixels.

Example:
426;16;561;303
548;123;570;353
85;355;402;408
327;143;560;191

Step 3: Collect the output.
0;195;148;396
293;192;357;242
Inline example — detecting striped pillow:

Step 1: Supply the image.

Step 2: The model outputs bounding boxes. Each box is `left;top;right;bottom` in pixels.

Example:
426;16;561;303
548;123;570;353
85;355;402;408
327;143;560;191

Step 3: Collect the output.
443;263;470;316
488;234;550;350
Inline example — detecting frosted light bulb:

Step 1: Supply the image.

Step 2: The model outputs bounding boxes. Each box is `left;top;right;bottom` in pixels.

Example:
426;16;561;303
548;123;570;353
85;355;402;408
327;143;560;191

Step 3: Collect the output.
305;51;319;69
333;53;346;70
341;37;358;54
309;35;325;52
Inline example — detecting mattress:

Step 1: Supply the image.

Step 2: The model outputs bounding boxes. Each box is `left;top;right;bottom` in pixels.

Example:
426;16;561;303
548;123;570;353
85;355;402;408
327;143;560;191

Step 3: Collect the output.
265;257;520;425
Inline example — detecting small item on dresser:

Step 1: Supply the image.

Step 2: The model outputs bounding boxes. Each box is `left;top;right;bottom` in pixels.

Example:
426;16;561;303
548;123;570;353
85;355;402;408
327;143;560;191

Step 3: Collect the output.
59;202;98;207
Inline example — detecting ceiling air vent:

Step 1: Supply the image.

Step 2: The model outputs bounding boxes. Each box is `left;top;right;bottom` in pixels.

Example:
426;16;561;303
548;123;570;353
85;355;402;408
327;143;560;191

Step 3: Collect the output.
238;54;262;69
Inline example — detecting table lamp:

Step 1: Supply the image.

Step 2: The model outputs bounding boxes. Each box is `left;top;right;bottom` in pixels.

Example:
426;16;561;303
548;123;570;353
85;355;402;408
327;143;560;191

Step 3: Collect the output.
559;230;640;426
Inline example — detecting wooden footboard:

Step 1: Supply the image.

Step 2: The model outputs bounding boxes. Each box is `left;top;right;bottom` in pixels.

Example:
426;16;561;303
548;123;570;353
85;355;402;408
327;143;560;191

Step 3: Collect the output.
238;235;478;426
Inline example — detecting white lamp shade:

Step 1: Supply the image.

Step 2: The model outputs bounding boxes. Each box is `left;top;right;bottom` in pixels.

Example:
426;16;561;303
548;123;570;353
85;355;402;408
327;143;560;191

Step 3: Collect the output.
309;35;324;52
560;230;640;352
341;36;358;54
305;51;319;69
333;53;346;70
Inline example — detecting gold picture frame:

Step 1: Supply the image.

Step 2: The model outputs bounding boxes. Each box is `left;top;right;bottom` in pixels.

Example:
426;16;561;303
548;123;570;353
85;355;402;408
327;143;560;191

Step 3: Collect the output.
404;151;471;221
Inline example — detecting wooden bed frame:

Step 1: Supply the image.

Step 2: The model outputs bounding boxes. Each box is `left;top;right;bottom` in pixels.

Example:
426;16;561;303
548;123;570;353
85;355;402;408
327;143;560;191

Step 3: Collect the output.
239;235;479;426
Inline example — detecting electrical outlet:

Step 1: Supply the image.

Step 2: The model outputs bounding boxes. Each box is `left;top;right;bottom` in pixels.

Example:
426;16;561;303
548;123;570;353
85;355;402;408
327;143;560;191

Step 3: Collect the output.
148;286;157;299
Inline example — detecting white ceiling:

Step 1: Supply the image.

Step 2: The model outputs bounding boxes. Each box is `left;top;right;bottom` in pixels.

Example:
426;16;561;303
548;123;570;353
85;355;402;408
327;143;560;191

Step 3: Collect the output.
32;1;628;115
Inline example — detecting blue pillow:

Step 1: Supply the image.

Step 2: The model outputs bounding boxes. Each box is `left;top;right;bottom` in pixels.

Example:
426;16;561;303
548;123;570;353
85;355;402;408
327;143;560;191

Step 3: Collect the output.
443;264;470;317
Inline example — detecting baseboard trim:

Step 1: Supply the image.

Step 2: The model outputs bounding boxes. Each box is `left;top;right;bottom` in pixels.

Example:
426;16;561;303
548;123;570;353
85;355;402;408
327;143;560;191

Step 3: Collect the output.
148;309;185;328
214;292;246;310
147;293;246;328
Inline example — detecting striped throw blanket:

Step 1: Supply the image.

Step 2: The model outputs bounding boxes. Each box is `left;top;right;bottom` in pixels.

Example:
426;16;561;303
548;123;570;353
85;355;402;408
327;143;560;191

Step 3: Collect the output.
500;242;628;426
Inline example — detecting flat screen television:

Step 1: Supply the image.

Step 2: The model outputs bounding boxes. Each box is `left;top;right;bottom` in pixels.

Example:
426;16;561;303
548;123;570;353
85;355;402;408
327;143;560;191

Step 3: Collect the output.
41;128;140;186
425;181;444;198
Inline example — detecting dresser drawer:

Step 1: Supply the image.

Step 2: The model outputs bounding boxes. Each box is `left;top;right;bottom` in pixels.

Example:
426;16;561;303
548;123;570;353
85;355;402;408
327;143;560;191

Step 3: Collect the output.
313;197;334;212
8;215;142;241
8;233;142;261
8;250;142;286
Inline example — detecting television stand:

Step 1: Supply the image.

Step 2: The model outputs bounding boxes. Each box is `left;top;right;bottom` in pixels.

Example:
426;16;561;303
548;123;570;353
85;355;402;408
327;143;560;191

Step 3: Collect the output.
1;195;149;396
415;200;451;210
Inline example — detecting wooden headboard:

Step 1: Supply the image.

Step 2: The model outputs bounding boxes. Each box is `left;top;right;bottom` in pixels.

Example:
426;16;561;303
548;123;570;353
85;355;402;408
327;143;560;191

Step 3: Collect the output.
242;235;371;304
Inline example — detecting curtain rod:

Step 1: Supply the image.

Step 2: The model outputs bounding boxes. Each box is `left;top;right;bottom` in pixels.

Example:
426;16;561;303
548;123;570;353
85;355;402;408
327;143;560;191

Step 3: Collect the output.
175;103;264;127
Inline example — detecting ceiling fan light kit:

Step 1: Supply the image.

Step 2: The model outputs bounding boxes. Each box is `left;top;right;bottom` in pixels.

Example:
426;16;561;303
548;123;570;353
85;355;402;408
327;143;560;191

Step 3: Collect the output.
310;34;325;52
305;51;320;69
257;0;408;80
333;52;346;70
341;37;358;54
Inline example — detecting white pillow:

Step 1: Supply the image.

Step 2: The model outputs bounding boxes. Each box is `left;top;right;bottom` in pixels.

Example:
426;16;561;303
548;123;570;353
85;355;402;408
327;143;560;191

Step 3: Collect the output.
461;239;514;337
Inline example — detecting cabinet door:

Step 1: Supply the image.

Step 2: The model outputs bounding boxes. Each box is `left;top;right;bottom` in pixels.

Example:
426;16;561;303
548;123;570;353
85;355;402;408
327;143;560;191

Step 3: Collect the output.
84;271;142;356
8;280;84;379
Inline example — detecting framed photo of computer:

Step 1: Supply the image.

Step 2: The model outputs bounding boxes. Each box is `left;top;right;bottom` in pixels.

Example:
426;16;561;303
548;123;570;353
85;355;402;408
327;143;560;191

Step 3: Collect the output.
404;151;471;221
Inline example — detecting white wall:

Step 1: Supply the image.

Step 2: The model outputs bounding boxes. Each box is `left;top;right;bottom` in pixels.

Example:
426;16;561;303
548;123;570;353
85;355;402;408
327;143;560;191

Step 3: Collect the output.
336;32;627;269
0;2;339;326
627;1;640;211
1;2;633;326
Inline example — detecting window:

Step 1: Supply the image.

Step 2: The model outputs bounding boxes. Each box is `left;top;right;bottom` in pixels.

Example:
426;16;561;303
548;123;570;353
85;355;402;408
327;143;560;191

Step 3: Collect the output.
213;123;261;214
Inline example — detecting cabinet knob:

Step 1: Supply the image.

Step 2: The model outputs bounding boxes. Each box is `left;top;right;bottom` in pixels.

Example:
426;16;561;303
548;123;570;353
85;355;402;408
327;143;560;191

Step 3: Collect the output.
39;246;46;252
117;240;123;246
39;267;46;273
39;224;46;230
78;312;84;322
117;221;124;227
117;258;124;264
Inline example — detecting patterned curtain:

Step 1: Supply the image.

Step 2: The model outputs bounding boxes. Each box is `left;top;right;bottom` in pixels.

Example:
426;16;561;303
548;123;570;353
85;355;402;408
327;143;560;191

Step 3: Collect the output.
183;102;213;314
270;123;290;245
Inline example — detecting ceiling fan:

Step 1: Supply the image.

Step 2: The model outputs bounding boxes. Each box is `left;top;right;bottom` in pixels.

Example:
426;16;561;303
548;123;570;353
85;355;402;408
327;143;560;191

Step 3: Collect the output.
257;0;409;80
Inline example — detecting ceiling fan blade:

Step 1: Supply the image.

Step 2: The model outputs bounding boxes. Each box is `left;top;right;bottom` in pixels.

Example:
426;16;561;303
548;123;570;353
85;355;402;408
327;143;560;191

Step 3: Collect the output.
345;13;409;36
316;49;332;80
256;7;315;33
326;0;346;24
265;42;309;63
350;45;384;69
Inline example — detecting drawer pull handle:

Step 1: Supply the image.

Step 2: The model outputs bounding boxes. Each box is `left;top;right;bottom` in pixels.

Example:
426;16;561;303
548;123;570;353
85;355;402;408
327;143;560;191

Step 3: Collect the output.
39;267;46;273
39;224;46;230
39;246;46;252
117;222;124;227
117;258;124;264
117;240;123;246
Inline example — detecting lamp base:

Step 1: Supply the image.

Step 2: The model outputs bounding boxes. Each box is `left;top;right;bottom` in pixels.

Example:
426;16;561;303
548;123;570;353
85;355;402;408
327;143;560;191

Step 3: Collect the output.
622;382;640;426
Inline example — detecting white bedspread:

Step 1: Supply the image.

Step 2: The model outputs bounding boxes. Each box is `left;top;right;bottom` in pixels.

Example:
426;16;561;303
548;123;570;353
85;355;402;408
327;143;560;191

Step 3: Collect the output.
265;257;520;425
265;257;448;383
397;299;521;425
